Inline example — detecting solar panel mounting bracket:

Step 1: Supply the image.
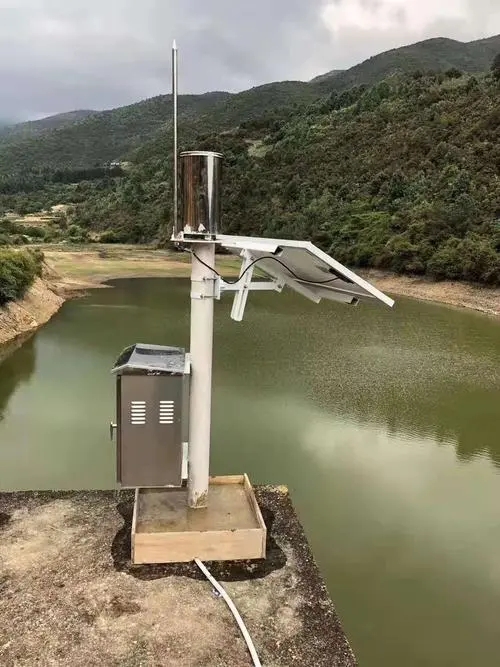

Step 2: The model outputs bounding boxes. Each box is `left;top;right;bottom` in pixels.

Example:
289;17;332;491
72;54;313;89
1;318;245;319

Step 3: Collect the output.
216;250;284;321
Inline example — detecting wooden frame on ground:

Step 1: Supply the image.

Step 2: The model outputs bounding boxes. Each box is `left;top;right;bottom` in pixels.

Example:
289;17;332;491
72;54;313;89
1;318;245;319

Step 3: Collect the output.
131;474;266;564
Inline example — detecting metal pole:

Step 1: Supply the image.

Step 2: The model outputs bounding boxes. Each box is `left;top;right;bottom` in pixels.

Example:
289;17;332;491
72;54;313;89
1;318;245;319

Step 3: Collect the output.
187;243;215;508
172;39;178;236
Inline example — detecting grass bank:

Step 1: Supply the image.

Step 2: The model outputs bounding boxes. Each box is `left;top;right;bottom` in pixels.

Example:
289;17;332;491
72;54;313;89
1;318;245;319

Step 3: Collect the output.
42;245;240;292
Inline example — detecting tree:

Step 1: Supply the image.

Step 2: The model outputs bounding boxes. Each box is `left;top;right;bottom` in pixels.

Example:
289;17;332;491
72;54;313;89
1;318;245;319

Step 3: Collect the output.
491;53;500;80
445;68;463;79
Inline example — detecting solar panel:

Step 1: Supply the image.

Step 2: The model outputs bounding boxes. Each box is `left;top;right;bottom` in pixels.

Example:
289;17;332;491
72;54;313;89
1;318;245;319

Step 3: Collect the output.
217;235;394;317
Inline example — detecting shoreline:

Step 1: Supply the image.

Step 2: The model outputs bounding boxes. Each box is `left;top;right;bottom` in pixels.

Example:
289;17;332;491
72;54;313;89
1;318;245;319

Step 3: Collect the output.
361;269;500;318
0;248;498;349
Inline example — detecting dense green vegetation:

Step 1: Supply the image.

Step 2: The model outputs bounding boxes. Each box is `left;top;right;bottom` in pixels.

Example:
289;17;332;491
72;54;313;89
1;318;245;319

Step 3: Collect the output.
67;69;500;284
2;35;499;175
315;35;500;92
0;248;44;305
0;35;499;287
0;110;96;142
0;84;323;175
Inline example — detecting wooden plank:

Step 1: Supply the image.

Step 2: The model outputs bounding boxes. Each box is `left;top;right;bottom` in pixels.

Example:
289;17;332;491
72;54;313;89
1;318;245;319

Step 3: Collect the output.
243;474;267;558
209;475;244;485
133;527;264;564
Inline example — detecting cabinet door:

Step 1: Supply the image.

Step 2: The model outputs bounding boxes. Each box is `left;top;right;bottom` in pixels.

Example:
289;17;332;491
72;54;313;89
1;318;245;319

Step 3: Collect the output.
119;375;183;487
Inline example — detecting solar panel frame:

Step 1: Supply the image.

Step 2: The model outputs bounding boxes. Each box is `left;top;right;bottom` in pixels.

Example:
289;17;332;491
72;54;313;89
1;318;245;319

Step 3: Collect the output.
217;235;395;308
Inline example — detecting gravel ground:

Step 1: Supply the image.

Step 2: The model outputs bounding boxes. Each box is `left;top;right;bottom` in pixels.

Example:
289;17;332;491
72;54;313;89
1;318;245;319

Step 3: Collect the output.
0;487;356;667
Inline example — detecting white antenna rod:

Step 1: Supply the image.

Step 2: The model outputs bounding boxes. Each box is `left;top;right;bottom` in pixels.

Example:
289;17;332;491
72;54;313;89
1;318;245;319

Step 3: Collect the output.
172;39;178;235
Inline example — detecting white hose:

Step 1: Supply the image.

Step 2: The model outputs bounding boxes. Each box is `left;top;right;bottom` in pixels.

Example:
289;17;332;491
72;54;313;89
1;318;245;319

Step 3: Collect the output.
194;558;262;667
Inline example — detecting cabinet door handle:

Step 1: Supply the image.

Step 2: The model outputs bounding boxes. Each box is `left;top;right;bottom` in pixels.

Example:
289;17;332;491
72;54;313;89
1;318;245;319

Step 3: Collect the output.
109;422;117;440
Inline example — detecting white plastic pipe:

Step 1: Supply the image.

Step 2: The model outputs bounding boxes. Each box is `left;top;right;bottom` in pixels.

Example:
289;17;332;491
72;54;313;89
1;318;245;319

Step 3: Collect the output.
187;244;215;508
194;558;262;667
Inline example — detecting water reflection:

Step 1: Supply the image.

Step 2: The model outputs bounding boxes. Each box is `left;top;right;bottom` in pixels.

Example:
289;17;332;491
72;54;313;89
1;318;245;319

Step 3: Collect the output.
307;342;500;467
0;337;36;422
215;288;500;469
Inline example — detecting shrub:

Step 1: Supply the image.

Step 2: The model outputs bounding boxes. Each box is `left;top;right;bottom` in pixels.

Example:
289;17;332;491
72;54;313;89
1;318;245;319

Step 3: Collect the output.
68;224;90;243
0;248;44;305
445;68;463;79
99;230;123;244
23;225;46;239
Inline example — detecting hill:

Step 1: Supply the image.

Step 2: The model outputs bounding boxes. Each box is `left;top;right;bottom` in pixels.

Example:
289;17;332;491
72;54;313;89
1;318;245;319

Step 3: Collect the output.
317;35;500;93
0;93;230;174
0;110;97;142
1;36;499;286
1;34;499;175
310;70;345;83
66;70;500;284
0;82;323;175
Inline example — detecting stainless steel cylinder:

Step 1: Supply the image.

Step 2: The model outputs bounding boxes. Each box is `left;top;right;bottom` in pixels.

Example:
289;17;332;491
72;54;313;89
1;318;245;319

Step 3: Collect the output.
179;151;223;238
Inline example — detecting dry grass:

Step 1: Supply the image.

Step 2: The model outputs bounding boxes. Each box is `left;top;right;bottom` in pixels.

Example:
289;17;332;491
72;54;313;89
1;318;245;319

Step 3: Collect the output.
4;204;71;228
42;245;241;289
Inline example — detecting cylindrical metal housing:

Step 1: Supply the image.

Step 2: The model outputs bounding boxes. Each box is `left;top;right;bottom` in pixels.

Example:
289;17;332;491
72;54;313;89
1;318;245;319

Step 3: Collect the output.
179;151;223;239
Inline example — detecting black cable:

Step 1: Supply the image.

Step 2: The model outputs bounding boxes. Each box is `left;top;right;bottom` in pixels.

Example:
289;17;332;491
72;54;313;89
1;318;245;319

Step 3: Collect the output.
188;249;341;286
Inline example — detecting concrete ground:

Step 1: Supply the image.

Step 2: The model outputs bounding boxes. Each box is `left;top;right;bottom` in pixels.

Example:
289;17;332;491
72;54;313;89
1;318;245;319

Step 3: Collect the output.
0;487;356;667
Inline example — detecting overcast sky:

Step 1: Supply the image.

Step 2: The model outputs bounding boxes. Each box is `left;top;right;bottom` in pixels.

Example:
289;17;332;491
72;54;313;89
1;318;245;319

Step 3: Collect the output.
1;0;500;121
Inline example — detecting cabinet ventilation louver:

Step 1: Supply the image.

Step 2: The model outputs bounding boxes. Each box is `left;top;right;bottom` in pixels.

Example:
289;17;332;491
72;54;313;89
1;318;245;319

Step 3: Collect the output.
130;400;146;425
159;400;175;425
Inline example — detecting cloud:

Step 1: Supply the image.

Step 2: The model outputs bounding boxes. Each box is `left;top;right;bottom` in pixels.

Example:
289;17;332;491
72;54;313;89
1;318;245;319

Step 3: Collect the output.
321;0;467;33
0;0;498;121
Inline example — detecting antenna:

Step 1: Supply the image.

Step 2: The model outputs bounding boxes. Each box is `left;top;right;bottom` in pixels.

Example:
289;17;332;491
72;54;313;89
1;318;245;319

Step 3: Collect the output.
172;39;179;237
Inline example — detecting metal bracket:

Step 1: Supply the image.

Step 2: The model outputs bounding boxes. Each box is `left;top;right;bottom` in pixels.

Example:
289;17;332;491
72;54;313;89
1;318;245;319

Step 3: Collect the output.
219;280;283;294
191;276;218;300
215;250;284;321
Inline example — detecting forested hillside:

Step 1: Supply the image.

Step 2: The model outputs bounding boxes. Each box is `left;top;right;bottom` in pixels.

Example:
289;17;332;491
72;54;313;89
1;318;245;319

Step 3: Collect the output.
1;34;499;175
0;83;323;174
1;37;499;285
315;34;500;92
0;110;96;142
0;93;229;174
69;70;500;284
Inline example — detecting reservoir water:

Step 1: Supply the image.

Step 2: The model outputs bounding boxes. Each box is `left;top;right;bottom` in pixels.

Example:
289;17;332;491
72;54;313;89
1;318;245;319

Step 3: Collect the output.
1;277;499;666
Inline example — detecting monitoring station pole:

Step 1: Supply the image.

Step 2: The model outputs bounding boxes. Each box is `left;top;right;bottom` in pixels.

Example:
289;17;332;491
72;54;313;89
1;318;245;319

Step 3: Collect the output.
187;244;215;508
172;41;218;509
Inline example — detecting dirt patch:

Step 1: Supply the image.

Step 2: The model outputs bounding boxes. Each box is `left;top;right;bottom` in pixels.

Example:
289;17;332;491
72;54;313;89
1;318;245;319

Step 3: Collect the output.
0;489;356;667
0;276;64;346
363;269;500;318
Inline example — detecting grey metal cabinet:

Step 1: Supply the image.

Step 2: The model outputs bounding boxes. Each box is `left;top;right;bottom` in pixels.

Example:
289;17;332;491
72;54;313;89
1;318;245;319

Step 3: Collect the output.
111;344;189;488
